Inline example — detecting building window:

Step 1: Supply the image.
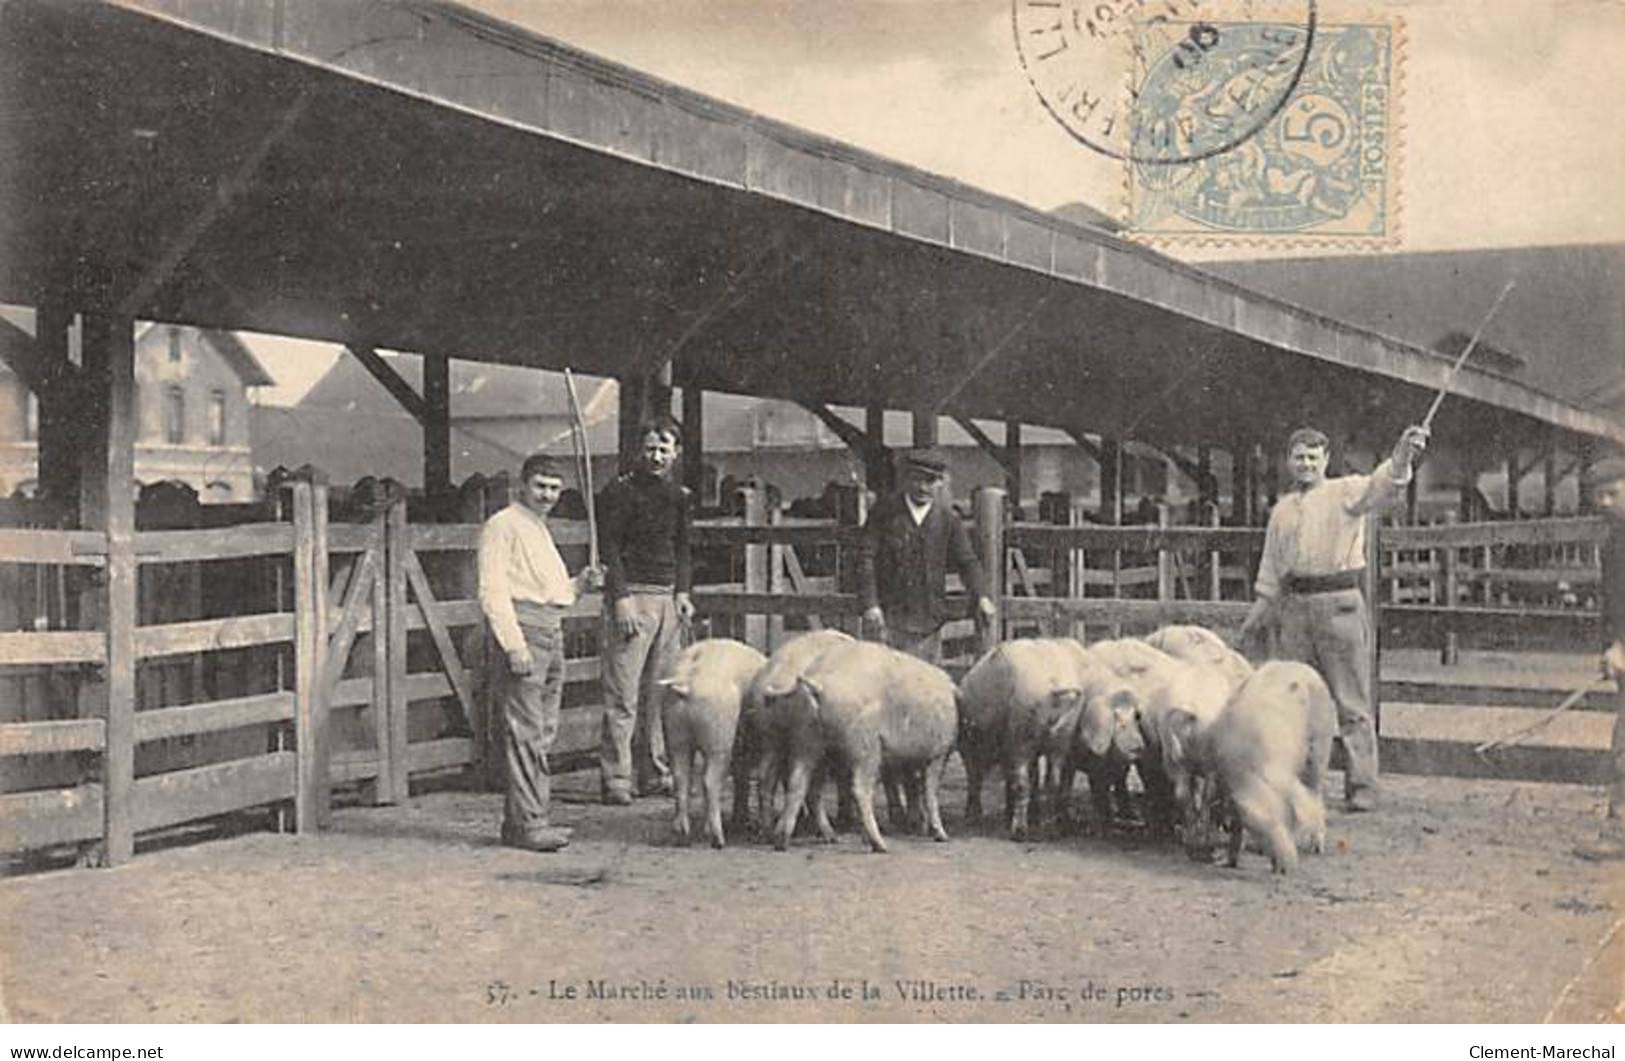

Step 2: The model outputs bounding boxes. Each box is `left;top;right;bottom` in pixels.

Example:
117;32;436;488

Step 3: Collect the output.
208;390;227;445
24;391;38;441
165;385;185;444
168;327;182;362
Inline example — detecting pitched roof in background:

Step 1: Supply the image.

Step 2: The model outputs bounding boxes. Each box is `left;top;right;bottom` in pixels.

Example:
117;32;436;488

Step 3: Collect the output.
1206;244;1625;419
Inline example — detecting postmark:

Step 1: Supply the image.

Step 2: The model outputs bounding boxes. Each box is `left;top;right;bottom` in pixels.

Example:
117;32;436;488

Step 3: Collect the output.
1012;0;1317;163
1125;16;1402;244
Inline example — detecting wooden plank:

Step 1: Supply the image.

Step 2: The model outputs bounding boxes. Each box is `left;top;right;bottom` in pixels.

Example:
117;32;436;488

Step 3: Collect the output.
0;630;106;665
0;718;106;756
132;752;297;833
404;523;481;552
693;592;864;618
1381;680;1615;712
319;550;378;694
134;613;296;658
133;692;296;743
565;657;602;684
1007;523;1267;551
327;523;382;553
1380;737;1608;785
402;550;478;728
328;737;475;783
780;547;823;632
1383;517;1607;550
311;483;332;828
131;523;295;563
0;784;103;854
1001;597;1252;628
370;525;390;804
691;523;858;547
1466;567;1599;586
1381;605;1599;643
403;599;483;631
0;529;107;566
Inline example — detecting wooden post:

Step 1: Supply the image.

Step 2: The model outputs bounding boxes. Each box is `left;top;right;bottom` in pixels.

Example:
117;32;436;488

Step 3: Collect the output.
1156;501;1175;602
368;501;391;804
85;313;137;865
766;503;785;652
974;486;1005;653
911;408;938;448
617;368;673;473
458;483;498;791
1504;455;1518;518
1364;511;1381;734
423;353;451;507
864;404;891;497
291;480;322;832
682;380;705;502
1207;505;1222;601
385;491;410;803
1438;510;1459;665
34;302;79;505
741;486;767;652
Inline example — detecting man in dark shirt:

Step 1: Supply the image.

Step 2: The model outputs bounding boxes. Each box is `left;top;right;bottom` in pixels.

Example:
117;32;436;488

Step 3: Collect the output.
857;447;994;663
1577;455;1625;861
596;417;692;804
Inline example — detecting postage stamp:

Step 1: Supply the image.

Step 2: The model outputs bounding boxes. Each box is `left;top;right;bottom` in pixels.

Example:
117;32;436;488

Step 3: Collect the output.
1125;15;1403;245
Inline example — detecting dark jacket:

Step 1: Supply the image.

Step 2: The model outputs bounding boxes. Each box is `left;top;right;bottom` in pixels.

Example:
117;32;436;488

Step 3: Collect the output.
857;494;987;634
596;471;691;601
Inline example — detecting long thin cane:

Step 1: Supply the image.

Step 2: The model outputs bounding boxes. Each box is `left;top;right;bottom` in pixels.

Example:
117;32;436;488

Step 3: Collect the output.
1421;281;1515;433
563;370;599;571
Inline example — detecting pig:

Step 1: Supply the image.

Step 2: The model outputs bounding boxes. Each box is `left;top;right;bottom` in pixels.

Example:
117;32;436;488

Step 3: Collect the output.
660;638;767;849
776;640;958;853
1177;660;1338;873
1142;624;1253;692
736;629;854;839
958;638;1098;841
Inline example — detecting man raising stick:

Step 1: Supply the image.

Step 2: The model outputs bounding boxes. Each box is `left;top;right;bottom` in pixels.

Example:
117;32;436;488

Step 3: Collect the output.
1239;423;1430;812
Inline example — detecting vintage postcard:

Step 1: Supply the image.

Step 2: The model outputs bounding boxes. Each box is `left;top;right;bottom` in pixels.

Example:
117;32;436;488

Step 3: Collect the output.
0;0;1621;1038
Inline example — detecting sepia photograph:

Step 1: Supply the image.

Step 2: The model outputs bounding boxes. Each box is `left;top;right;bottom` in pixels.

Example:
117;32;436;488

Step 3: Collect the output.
0;0;1621;1032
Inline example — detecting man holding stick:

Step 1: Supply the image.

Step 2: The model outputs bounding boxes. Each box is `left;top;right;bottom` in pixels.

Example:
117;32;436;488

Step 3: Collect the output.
478;453;603;852
1575;455;1625;862
596;416;693;804
1239;424;1430;812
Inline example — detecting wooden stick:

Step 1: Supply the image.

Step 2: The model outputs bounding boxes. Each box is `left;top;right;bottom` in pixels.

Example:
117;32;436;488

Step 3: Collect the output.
1473;677;1607;756
564;370;600;570
1421;281;1515;432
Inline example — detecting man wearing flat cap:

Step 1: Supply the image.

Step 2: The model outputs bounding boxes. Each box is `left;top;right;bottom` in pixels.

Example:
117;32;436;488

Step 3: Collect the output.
1239;423;1430;812
857;447;995;663
1576;454;1625;861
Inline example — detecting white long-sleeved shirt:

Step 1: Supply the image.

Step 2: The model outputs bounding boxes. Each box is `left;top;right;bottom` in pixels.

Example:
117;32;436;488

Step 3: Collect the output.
477;503;577;654
1254;458;1409;599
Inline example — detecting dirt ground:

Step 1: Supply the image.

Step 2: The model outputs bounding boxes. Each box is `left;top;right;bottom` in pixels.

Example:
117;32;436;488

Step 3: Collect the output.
1;763;1620;1025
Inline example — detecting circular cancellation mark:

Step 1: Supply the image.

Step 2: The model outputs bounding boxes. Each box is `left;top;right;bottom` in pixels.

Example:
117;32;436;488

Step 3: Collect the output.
1013;0;1317;165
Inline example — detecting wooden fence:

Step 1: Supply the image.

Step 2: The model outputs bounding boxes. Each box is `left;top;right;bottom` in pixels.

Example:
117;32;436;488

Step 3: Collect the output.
1;482;1610;864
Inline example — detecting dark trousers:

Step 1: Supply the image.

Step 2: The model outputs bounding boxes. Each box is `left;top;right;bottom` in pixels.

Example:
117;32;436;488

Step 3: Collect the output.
502;622;566;838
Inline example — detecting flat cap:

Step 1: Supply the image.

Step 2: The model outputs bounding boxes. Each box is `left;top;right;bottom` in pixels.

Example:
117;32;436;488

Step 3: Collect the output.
901;447;949;477
1584;455;1625;488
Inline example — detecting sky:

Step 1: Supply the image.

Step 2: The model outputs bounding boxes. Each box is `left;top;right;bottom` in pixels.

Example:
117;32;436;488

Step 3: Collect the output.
242;0;1624;399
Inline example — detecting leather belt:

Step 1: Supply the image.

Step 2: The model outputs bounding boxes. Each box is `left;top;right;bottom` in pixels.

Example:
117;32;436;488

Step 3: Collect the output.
1283;569;1365;595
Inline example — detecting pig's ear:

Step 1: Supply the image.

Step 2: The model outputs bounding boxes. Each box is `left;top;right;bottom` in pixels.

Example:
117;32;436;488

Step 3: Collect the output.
1157;708;1196;771
659;678;690;697
1079;696;1113;757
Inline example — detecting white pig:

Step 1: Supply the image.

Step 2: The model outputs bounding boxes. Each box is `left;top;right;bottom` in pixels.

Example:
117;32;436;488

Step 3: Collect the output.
661;638;767;849
1143;624;1253;692
1179;660;1338;873
778;640;958;853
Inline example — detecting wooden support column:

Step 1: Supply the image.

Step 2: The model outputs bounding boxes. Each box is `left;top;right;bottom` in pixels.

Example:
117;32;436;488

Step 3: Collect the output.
617;365;674;472
1231;439;1253;526
34;303;80;505
865;404;891;496
974;486;1005;652
1099;437;1123;624
911;408;938;448
82;313;137;865
1504;455;1518;518
1543;446;1558;517
682;380;705;501
1005;420;1023;515
1364;511;1382;734
422;354;451;504
741;486;767;651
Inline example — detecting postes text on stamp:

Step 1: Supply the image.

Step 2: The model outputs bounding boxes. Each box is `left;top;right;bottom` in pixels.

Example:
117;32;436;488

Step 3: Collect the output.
1126;16;1400;245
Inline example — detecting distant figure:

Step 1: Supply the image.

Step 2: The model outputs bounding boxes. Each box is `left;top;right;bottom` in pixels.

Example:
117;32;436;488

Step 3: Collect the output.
856;447;993;664
477;453;603;852
1576;456;1625;861
1239;424;1429;813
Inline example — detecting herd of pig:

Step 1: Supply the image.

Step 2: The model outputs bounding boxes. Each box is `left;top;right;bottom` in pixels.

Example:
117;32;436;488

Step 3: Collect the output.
659;626;1338;874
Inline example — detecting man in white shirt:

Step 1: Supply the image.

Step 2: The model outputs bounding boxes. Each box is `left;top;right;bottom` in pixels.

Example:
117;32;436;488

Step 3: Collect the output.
1239;424;1429;812
478;453;603;851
